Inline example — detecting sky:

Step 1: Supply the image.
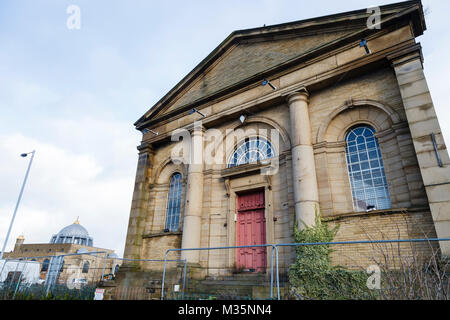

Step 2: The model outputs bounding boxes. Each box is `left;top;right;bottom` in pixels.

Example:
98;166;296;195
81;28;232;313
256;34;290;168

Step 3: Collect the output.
0;0;449;257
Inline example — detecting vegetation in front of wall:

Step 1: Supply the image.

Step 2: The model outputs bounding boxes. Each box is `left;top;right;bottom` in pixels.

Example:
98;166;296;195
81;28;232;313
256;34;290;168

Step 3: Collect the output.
0;284;96;300
288;213;377;300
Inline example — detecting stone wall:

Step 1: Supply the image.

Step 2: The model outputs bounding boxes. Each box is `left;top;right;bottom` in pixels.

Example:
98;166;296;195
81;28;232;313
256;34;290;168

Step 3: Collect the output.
122;17;447;278
141;233;182;270
135;65;438;274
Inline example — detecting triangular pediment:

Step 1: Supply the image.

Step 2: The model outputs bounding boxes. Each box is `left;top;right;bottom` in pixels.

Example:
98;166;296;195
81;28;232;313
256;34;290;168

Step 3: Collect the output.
136;1;425;128
163;31;352;115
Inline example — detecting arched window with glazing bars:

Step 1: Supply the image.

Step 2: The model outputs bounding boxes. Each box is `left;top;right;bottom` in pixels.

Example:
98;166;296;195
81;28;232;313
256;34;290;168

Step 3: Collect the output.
345;125;391;212
165;173;183;232
227;137;275;168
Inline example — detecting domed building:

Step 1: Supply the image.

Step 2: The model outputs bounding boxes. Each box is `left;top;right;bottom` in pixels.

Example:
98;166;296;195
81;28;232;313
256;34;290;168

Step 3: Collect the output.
4;219;120;285
50;218;94;246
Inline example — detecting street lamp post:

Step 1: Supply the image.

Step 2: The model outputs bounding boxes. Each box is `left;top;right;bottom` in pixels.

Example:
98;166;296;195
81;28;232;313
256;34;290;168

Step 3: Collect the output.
0;150;36;260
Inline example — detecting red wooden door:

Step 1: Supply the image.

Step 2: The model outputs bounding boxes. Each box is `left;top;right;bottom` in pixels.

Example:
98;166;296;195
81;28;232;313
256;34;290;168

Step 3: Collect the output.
236;189;267;273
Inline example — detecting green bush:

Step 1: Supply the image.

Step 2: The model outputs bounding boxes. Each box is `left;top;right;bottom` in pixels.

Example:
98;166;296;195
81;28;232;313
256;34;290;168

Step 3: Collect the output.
288;213;377;300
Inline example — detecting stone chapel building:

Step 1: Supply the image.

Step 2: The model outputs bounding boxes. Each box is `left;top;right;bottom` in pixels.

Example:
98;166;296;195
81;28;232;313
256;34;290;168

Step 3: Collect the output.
119;0;450;286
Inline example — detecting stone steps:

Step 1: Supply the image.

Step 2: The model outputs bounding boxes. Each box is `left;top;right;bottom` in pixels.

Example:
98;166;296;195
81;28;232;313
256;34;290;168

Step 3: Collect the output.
183;274;288;299
201;280;273;286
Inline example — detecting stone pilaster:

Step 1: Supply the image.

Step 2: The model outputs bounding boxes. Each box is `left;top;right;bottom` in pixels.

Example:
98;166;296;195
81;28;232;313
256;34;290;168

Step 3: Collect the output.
286;89;320;229
181;123;204;263
391;51;450;257
124;143;154;261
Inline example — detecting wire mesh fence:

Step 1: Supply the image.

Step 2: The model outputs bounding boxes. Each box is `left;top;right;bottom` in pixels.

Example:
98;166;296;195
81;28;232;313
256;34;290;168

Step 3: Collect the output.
161;245;280;300
163;260;274;300
2;238;449;300
0;251;110;300
107;258;187;300
280;238;449;300
159;239;450;300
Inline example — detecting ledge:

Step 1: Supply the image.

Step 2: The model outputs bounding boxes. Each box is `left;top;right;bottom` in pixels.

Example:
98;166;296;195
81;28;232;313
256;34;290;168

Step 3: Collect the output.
221;161;273;179
322;206;430;222
142;231;182;239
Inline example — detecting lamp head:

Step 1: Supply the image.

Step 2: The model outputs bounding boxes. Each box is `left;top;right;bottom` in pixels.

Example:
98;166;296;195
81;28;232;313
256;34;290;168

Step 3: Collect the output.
359;39;371;54
262;78;277;90
142;128;158;136
21;153;28;158
189;108;206;118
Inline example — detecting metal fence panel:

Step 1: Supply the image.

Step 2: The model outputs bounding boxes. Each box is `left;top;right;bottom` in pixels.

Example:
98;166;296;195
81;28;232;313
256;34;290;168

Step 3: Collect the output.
2;238;449;300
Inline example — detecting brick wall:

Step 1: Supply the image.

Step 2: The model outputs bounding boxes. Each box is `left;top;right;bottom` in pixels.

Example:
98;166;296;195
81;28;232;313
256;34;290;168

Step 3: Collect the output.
327;209;438;269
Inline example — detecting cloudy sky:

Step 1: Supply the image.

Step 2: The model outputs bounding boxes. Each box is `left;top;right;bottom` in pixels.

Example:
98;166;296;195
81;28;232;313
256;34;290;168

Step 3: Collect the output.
0;0;449;257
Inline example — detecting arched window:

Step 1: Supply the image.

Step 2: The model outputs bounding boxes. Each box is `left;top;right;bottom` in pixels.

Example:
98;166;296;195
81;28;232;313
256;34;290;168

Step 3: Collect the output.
227;137;275;168
345;125;391;212
41;259;50;272
114;264;120;274
165;173;183;232
82;261;90;273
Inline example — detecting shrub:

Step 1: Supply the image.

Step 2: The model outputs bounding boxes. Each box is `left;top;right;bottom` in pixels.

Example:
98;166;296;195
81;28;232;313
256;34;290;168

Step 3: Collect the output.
288;213;376;300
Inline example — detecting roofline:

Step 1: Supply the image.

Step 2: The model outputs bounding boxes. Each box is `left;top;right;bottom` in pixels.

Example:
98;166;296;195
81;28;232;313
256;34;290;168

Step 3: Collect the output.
135;0;425;129
232;0;423;35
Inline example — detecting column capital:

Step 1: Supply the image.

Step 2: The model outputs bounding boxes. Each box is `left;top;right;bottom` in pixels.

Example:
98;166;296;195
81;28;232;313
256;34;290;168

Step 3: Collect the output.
137;142;155;155
285;87;310;105
187;121;206;135
387;45;423;69
191;128;205;136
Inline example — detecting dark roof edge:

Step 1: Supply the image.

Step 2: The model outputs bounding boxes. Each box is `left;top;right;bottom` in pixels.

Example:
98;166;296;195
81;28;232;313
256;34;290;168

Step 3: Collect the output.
233;0;422;35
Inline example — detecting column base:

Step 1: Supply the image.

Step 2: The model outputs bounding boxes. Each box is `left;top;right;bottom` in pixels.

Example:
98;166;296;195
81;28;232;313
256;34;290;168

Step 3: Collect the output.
181;249;200;265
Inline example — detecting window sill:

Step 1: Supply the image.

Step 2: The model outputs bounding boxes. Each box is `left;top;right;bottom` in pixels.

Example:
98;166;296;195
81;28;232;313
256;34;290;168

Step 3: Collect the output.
142;231;182;239
322;206;430;222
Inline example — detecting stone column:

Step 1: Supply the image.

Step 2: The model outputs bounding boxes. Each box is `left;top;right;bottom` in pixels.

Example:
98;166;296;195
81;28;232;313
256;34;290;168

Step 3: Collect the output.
124;143;154;261
287;89;320;229
390;51;450;257
181;123;204;263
